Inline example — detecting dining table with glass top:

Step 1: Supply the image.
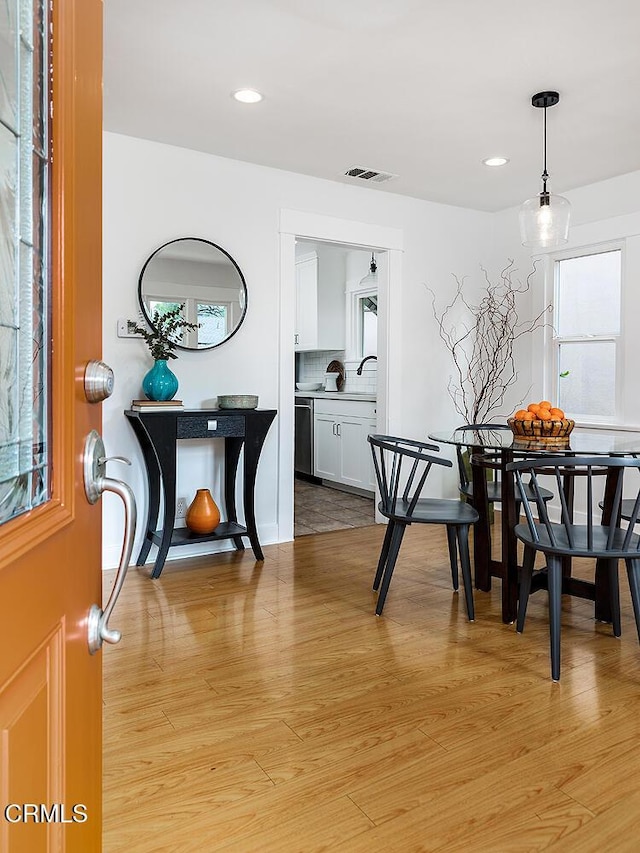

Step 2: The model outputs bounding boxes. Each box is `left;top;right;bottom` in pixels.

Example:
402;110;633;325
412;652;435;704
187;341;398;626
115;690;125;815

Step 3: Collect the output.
428;426;640;624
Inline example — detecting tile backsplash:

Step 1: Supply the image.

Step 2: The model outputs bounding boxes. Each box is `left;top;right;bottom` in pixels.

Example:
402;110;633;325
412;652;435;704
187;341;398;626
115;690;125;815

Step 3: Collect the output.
297;350;377;395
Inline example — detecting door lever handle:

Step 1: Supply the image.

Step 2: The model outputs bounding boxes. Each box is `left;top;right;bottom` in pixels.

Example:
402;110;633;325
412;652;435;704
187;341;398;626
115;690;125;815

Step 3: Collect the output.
87;475;136;653
99;455;131;467
83;430;137;654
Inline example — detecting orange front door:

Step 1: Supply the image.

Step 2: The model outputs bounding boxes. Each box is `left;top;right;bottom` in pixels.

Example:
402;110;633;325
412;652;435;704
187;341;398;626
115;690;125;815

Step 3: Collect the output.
0;1;104;851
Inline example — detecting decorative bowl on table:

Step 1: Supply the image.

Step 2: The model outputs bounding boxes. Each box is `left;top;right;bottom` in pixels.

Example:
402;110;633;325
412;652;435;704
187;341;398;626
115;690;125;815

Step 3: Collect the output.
217;394;258;409
507;416;575;442
296;382;323;391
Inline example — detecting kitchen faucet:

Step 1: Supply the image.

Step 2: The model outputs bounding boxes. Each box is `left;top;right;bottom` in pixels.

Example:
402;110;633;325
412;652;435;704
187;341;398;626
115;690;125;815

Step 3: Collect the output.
356;355;377;375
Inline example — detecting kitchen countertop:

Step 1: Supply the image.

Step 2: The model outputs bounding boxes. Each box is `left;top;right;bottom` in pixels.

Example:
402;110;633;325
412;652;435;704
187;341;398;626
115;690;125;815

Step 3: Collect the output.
294;390;376;402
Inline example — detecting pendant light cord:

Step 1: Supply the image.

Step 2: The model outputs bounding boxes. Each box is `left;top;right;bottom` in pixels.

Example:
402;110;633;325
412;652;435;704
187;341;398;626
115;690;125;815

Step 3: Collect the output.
541;105;549;193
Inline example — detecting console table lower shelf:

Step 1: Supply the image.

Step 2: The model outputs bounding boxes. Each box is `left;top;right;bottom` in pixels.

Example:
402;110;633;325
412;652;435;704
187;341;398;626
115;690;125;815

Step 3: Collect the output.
147;521;249;550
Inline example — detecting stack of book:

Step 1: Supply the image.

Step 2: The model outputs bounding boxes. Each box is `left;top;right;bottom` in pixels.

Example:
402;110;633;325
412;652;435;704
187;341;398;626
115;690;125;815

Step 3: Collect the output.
130;399;184;412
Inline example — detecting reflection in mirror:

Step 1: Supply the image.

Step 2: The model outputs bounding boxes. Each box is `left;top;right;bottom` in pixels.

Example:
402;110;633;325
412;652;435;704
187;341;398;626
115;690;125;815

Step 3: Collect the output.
138;238;247;350
360;293;377;357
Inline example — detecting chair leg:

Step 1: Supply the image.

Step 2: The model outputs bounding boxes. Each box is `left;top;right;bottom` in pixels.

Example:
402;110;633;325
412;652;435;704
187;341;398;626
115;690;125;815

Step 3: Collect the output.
548;554;563;682
375;523;406;615
446;525;459;591
516;545;536;634
625;558;640;644
373;520;395;591
456;524;475;622
607;558;621;638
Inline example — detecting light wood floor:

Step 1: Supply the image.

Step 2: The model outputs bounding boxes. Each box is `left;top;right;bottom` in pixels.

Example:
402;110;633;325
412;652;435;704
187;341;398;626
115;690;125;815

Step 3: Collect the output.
103;521;640;852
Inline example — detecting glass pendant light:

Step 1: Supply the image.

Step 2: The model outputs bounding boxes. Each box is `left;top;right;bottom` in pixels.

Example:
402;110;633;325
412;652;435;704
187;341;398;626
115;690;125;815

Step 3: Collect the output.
519;91;571;249
360;253;378;286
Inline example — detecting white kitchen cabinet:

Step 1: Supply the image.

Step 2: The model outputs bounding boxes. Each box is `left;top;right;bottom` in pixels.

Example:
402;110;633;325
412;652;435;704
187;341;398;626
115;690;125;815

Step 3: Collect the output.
313;398;376;491
295;250;345;351
313;412;340;480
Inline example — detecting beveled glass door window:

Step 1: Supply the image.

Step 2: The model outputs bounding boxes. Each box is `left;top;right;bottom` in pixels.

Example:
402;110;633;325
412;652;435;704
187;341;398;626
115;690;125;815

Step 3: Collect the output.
0;0;50;524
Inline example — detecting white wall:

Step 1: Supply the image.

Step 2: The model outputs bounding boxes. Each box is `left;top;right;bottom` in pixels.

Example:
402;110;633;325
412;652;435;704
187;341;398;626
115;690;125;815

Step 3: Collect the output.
102;131;493;568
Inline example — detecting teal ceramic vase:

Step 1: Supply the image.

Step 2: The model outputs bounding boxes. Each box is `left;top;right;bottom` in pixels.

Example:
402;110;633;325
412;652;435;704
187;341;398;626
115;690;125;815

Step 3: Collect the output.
142;359;179;401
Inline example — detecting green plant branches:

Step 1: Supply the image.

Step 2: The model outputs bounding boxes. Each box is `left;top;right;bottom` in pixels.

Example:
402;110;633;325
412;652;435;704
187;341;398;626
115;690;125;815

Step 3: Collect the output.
131;305;199;361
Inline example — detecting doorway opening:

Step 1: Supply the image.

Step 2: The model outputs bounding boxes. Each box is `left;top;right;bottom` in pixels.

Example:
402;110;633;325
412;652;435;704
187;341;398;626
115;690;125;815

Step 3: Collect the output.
292;238;379;537
278;208;404;543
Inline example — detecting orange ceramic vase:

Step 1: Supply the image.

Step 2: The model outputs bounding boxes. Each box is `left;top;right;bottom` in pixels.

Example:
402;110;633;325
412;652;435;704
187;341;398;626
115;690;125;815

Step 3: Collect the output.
185;488;220;534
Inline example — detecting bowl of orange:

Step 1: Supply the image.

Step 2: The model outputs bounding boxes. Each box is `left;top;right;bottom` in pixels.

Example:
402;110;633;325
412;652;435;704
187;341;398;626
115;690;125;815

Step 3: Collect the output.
508;401;575;441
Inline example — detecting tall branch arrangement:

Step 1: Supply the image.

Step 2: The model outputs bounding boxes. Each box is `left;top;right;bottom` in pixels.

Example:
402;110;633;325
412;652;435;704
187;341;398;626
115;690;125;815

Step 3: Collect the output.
428;260;551;424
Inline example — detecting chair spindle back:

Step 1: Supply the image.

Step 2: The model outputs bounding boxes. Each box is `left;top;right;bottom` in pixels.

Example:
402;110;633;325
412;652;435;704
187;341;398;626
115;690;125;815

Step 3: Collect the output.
368;435;450;519
508;455;640;555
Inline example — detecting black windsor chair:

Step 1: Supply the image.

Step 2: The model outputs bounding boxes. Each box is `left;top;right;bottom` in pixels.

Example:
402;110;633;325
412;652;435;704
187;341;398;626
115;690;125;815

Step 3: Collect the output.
598;459;640;523
456;423;554;514
507;455;640;681
368;435;479;619
604;500;639;522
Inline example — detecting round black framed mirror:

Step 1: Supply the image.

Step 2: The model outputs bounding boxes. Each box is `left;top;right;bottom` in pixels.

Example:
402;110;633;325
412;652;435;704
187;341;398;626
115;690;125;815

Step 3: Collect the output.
138;237;248;351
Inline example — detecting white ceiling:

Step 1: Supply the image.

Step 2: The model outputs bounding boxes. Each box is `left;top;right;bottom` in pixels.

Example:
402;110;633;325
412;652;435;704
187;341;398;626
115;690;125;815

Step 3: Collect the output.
104;0;640;213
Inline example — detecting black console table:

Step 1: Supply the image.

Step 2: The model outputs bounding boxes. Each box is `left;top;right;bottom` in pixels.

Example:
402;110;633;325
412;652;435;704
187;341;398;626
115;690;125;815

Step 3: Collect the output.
125;408;277;578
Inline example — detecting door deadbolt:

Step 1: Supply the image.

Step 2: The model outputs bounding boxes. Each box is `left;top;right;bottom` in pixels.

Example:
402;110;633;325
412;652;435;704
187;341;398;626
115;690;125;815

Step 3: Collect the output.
84;360;115;403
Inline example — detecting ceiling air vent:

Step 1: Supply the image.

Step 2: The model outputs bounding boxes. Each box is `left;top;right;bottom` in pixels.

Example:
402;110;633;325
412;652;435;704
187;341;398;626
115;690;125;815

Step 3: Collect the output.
344;166;398;184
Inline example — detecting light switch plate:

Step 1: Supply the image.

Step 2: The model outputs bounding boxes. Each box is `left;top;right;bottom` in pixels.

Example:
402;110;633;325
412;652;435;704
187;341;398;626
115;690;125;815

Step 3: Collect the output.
117;318;139;338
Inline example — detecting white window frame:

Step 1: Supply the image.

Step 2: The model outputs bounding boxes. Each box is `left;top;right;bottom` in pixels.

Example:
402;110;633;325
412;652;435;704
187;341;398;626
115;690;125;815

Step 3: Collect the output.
345;283;377;366
542;240;625;427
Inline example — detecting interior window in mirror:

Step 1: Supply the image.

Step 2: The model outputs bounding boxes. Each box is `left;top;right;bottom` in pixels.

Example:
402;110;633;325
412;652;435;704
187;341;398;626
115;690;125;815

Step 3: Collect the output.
148;300;182;316
146;299;189;345
197;302;229;347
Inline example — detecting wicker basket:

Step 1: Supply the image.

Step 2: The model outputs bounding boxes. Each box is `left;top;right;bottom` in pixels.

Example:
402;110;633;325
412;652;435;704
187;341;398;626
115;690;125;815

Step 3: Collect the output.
507;417;575;442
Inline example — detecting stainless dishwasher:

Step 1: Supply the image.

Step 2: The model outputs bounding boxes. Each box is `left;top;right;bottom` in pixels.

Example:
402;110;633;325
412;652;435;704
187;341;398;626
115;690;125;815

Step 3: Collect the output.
294;396;314;475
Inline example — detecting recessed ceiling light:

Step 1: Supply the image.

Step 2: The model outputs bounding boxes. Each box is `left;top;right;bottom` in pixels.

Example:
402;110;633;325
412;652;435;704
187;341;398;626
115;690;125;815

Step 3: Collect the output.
233;89;263;104
483;156;509;167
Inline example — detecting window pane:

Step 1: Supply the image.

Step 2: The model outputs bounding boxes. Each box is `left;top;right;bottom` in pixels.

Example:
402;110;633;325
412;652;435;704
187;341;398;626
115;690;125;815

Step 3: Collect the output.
361;303;377;357
558;341;616;419
197;302;227;347
556;250;621;336
0;0;50;525
0;123;17;325
148;300;182;317
0;0;18;129
146;300;187;346
31;0;45;154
